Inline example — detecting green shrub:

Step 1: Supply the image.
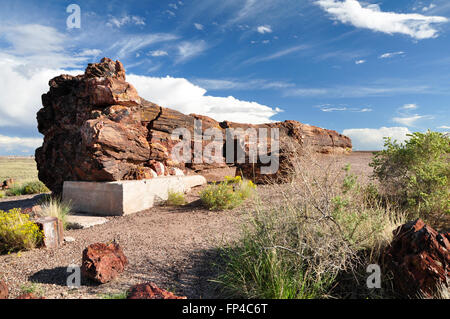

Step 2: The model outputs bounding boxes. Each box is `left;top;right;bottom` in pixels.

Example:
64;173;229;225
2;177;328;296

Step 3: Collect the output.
0;208;44;254
200;176;256;211
100;291;128;299
370;131;450;221
39;197;72;230
6;181;50;196
166;190;186;206
0;191;5;199
214;158;405;299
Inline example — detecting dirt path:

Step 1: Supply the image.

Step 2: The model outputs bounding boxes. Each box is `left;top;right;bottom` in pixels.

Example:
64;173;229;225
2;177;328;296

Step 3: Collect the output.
0;152;375;299
0;188;245;299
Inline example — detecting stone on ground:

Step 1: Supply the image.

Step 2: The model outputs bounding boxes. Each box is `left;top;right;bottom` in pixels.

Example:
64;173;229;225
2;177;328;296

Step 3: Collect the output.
0;280;8;299
66;214;109;229
81;243;128;284
127;282;187;299
383;219;449;298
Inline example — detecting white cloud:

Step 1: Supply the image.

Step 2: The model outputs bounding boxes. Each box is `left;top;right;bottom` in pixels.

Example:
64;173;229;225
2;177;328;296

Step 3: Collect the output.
127;74;280;124
109;33;179;58
148;50;169;57
76;49;102;57
106;15;146;28
243;45;309;64
392;114;433;126
438;125;450;129
316;0;448;39
355;59;366;64
194;23;204;30
379;51;405;59
317;105;372;112
422;4;436;12
343;127;411;150
193;78;295;90
0;135;43;153
176;40;208;63
257;25;272;34
401;103;418;110
0;57;83;128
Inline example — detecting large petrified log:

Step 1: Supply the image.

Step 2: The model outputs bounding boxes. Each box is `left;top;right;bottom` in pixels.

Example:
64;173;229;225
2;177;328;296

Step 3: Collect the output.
36;58;352;194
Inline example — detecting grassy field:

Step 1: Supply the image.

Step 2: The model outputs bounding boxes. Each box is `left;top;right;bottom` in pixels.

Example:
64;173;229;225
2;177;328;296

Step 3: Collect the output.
0;157;39;184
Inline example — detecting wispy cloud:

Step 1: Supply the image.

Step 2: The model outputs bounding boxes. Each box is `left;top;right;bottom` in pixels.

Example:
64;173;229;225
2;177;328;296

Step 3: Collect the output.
284;84;432;98
194;23;204;30
355;59;366;64
316;0;448;39
192;78;295;90
379;51;405;59
148;50;169;57
110;33;179;58
317;104;372;112
243;45;309;64
176;40;208;63
392;114;434;126
106;15;146;28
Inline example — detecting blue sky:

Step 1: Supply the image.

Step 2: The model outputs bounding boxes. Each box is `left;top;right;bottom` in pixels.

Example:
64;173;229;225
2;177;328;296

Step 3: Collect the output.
0;0;449;155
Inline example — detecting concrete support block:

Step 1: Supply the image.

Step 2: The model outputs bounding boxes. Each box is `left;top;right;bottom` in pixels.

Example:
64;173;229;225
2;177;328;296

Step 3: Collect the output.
62;175;206;216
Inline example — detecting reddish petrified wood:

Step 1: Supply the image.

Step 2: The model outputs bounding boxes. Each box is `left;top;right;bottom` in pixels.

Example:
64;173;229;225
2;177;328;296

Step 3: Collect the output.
127;282;187;299
81;243;128;284
0;280;8;299
36;58;352;194
383;219;449;298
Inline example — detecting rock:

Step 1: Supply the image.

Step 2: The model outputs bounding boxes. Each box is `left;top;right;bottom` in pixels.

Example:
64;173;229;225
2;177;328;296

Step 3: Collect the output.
64;236;76;243
36;58;352;194
1;178;14;190
81;243;128;284
382;219;450;298
169;167;184;176
0;280;8;299
127;282;187;299
16;293;45;299
33;216;64;249
66;214;109;229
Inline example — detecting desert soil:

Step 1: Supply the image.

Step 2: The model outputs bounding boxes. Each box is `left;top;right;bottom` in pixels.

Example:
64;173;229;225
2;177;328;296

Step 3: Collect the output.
0;152;374;299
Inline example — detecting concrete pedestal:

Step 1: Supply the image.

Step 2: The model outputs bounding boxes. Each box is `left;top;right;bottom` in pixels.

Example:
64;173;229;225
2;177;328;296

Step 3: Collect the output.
62;175;206;216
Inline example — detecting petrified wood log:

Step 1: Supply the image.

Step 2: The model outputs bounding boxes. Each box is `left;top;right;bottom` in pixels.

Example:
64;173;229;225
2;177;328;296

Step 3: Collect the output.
36;58;352;194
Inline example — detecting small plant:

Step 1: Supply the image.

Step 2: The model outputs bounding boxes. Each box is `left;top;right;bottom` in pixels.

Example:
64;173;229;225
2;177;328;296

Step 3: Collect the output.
0;191;4;199
6;181;50;197
20;282;44;296
200;176;256;211
166;190;186;206
100;291;128;299
0;208;44;254
39;197;72;229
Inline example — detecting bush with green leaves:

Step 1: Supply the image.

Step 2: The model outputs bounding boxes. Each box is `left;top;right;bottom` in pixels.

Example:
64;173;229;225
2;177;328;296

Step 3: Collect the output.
200;176;256;211
370;131;449;221
6;181;50;196
0;208;44;254
166;190;186;206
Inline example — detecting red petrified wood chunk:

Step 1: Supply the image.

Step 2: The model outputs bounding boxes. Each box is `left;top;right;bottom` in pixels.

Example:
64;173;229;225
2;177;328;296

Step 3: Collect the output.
383;219;449;298
0;280;8;299
127;282;187;299
81;242;128;284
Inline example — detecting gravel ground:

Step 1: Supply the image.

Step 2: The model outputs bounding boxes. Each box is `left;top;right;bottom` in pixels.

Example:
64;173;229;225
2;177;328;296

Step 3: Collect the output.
0;152;374;299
